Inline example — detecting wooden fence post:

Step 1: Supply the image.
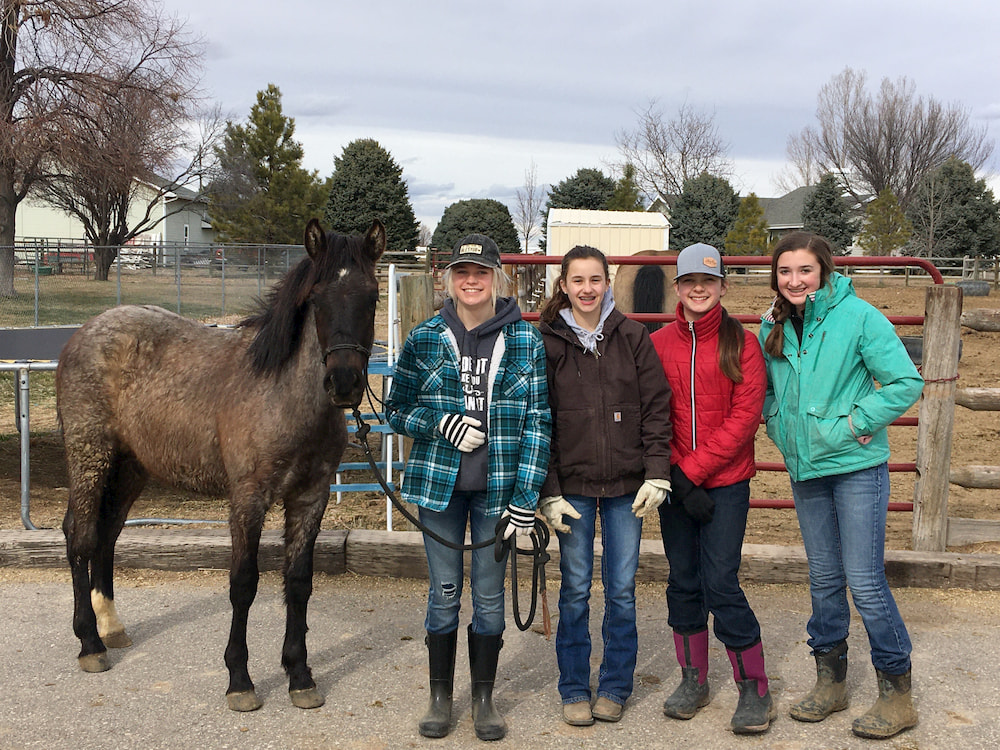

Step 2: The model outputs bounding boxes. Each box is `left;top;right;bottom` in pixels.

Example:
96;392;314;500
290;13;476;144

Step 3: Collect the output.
912;285;963;551
395;273;435;532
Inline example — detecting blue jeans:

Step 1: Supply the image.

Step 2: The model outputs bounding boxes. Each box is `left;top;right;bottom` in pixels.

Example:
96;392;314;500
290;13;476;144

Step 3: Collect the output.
657;480;761;648
791;463;912;674
419;491;508;636
556;493;643;706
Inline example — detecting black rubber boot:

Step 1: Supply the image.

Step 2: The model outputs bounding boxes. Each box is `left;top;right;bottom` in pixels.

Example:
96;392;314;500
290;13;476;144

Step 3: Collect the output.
419;629;458;738
790;640;849;722
727;640;776;734
468;626;506;741
851;669;918;739
663;629;710;719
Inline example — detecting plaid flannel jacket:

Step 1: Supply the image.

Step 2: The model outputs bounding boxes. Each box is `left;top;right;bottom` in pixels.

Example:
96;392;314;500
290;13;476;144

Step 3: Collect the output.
386;314;551;516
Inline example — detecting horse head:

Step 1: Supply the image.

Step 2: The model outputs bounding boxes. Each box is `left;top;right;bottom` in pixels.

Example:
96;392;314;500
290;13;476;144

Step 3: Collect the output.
304;218;386;407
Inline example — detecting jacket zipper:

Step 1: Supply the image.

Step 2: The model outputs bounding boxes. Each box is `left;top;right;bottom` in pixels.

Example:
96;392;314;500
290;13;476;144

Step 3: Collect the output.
688;321;697;450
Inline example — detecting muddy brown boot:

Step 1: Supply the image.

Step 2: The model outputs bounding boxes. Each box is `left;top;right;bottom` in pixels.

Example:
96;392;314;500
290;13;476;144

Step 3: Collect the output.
419;628;457;738
851;669;918;739
468;626;506;741
790;640;848;722
727;640;776;734
663;629;710;719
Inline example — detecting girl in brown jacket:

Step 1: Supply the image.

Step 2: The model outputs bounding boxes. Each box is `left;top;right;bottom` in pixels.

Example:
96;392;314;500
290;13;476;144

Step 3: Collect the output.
538;245;673;726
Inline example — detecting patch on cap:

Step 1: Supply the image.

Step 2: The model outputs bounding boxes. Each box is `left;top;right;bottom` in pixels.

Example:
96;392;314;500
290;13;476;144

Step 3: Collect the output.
702;257;718;269
459;243;484;255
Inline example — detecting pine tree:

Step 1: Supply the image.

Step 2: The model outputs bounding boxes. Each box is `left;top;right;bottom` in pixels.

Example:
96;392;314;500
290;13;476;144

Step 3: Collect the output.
324;139;420;251
606;163;645;211
724;193;770;255
802;173;856;253
431;199;520;253
209;84;328;244
669;173;740;249
857;189;912;256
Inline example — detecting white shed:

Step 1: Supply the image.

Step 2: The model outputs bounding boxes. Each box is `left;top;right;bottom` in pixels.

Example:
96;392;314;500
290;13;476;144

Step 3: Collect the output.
545;208;670;291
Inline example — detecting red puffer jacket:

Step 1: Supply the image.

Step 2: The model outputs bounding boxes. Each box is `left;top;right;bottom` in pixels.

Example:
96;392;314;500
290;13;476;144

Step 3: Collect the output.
650;302;765;489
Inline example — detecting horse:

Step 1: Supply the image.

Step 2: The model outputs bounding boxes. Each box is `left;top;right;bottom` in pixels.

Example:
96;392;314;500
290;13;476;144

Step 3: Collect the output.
611;249;678;332
56;218;386;712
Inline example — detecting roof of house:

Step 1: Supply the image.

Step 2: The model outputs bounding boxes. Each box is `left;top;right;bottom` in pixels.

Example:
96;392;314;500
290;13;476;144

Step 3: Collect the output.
760;185;816;230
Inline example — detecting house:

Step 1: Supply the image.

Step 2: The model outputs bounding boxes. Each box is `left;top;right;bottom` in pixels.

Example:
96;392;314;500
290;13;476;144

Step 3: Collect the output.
759;185;816;245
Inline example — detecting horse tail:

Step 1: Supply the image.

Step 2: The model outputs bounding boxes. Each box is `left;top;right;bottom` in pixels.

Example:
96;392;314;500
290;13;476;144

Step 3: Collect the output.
633;265;665;333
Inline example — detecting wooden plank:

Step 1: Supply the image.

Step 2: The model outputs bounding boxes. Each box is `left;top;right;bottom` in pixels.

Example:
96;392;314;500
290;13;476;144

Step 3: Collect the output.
954;387;1000;411
949;465;1000;490
947;517;1000;545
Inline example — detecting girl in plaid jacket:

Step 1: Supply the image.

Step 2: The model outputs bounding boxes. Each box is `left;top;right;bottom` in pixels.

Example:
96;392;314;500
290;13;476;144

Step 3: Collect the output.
386;233;550;742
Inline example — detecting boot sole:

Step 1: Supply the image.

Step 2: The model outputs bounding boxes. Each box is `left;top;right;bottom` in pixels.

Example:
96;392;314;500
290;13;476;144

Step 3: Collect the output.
852;719;918;739
789;701;849;722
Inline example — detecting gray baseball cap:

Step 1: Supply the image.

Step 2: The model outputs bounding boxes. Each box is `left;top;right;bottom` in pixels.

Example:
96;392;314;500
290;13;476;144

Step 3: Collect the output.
675;243;725;278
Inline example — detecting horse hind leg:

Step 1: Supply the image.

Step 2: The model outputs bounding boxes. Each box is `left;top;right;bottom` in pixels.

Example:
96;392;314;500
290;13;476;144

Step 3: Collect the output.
91;455;147;650
281;488;329;709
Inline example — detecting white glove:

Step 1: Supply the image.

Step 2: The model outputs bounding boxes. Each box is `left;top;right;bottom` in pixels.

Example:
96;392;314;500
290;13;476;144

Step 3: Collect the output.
631;479;671;518
438;414;486;452
502;504;536;540
538;495;581;533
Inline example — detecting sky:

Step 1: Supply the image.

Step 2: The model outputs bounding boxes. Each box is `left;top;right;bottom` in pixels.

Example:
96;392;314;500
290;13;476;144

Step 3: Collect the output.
166;0;1000;235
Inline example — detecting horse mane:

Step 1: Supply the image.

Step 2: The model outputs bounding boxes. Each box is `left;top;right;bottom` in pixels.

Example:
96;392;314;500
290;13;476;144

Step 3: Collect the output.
238;232;373;376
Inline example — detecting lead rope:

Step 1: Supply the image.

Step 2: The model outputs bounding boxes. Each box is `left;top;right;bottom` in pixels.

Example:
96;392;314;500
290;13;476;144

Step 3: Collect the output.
349;406;550;633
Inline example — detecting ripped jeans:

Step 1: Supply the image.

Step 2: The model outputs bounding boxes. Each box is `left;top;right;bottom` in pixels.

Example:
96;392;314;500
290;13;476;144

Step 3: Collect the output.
419;491;508;636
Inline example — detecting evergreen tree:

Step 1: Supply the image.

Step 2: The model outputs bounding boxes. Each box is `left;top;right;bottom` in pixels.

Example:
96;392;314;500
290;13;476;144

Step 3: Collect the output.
669;173;740;249
539;167;616;250
209;84;327;244
324;139;420;251
857;189;912;256
906;157;1000;258
724;193;770;256
606;163;645;211
431;199;520;253
802;173;856;253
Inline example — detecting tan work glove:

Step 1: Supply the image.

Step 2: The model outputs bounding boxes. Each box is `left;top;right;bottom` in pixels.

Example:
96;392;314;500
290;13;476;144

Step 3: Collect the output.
537;495;581;533
631;479;671;518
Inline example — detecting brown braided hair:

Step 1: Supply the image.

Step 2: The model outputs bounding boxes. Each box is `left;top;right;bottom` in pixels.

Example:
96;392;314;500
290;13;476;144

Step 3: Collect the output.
763;231;836;358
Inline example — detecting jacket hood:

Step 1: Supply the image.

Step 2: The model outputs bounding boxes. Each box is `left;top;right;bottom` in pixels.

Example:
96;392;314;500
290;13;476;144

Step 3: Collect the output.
762;272;856;325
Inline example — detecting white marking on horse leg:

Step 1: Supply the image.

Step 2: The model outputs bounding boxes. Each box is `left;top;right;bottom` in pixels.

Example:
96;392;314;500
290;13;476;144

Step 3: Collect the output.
91;589;131;647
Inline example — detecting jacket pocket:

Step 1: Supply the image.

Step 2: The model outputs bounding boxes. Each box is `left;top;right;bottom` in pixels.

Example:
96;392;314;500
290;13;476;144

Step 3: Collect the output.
608;403;644;477
500;359;531;400
555;407;598;473
805;403;854;458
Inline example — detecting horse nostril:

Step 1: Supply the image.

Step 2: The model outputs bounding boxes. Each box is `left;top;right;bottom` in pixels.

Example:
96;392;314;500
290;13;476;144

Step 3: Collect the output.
325;367;361;400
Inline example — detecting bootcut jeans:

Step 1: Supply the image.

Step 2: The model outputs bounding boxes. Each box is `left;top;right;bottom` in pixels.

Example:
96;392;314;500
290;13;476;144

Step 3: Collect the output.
555;492;643;707
790;463;912;674
419;490;508;637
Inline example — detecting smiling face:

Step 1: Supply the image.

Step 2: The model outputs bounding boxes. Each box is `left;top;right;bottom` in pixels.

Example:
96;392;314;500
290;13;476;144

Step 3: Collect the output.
448;262;496;315
674;272;727;322
560;256;609;329
775;248;823;312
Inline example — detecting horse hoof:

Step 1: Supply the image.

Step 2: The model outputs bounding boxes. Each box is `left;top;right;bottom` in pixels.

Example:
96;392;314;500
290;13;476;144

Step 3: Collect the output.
289;687;325;709
101;631;133;649
227;690;263;712
79;652;111;673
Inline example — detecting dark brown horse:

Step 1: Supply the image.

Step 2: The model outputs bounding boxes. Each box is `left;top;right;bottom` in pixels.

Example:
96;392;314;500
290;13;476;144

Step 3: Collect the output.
56;219;385;712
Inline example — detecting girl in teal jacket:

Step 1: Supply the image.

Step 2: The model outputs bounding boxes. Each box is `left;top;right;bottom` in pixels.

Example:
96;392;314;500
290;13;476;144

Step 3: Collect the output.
759;232;923;741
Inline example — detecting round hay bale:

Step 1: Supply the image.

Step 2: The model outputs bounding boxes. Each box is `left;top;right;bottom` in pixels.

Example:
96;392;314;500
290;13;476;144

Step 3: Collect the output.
955;280;991;297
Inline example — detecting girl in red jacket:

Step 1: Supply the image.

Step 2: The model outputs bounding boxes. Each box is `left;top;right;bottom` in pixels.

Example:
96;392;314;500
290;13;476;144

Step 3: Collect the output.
650;242;773;735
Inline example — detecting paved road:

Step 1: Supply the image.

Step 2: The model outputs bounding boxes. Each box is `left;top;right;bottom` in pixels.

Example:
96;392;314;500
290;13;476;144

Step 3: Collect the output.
0;568;998;749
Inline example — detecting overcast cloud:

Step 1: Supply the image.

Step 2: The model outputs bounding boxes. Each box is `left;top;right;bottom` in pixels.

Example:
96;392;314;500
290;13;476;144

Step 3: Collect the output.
167;0;1000;232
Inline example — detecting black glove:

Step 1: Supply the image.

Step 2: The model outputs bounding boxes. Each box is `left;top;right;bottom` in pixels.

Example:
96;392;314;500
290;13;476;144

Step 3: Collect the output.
670;464;714;523
669;464;695;502
683;486;715;524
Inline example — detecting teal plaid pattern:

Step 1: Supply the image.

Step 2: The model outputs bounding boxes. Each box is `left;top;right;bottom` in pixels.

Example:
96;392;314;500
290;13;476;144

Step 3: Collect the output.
387;315;551;515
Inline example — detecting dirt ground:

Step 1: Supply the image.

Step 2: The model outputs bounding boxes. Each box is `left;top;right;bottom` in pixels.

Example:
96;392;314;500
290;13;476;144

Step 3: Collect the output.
3;276;999;553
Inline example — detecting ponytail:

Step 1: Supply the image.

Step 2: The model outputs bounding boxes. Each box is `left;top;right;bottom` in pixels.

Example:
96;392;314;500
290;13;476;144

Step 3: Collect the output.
718;307;746;383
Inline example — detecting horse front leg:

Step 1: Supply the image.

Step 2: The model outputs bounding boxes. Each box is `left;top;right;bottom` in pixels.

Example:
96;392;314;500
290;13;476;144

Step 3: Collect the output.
281;487;329;709
225;506;266;712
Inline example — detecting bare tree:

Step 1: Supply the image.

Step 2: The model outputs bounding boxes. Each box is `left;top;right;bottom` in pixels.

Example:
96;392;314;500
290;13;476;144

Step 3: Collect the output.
795;68;994;211
616;99;733;207
0;0;203;294
513;160;543;252
772;133;822;193
34;91;220;280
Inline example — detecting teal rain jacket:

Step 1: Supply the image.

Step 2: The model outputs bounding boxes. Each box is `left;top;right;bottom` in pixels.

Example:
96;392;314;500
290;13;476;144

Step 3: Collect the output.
759;273;924;482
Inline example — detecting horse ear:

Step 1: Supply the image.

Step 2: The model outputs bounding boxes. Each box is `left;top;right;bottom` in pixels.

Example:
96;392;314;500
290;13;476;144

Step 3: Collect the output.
304;219;325;260
364;219;387;262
